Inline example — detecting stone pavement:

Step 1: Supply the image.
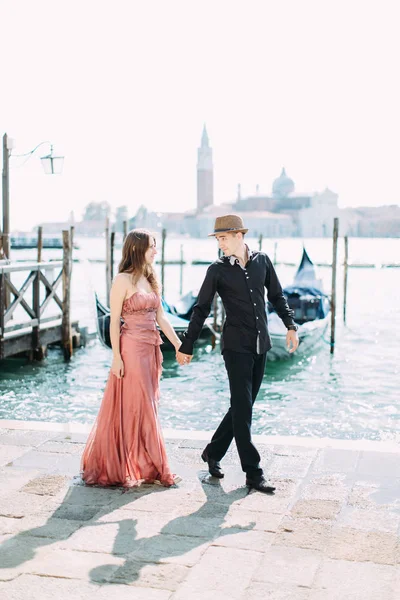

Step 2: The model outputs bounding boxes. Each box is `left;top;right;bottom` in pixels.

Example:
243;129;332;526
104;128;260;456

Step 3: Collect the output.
0;421;400;599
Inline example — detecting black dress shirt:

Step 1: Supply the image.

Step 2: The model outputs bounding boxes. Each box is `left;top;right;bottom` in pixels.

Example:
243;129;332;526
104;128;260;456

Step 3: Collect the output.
179;249;296;355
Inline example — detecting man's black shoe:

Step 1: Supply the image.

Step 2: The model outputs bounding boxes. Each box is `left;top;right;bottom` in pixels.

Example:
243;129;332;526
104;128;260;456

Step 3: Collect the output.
201;448;224;478
246;476;276;494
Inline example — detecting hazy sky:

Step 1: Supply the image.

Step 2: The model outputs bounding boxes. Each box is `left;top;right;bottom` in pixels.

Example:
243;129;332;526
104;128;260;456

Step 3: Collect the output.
1;0;399;230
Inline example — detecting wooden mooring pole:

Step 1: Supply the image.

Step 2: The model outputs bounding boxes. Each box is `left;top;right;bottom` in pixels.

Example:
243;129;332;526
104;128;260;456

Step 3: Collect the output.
62;230;73;360
273;242;278;266
0;266;5;360
105;218;111;302
110;230;115;282
343;235;349;324
123;220;128;241
330;218;339;354
212;293;218;349
161;228;166;295
2;133;10;261
179;244;184;296
37;226;43;263
32;227;43;359
258;233;263;251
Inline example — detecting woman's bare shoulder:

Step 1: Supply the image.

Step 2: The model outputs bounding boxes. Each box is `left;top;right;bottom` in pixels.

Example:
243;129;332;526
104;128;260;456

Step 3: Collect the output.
112;272;131;289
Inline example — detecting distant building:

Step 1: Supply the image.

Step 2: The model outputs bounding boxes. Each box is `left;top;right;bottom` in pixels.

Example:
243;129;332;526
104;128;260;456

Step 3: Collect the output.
297;189;340;237
233;169;344;237
197;125;214;212
341;205;400;237
234;169;312;215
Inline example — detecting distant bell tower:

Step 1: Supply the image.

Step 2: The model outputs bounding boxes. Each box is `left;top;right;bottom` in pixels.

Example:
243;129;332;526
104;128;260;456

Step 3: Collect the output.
197;124;214;212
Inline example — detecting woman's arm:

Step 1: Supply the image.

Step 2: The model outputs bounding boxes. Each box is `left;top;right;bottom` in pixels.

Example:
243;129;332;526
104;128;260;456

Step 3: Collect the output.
109;274;128;378
156;303;182;352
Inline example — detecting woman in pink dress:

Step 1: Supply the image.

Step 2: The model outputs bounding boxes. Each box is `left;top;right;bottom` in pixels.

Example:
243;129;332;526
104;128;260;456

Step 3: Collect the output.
81;229;184;487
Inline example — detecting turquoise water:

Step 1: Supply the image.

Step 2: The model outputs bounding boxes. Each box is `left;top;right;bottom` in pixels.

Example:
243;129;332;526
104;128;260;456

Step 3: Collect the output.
0;237;399;441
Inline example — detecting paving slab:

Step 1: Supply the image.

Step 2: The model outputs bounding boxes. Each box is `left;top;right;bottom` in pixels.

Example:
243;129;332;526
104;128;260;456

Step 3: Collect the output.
299;475;349;502
99;582;173;599
268;453;314;478
239;478;299;513
97;507;175;539
212;528;274;552
0;533;56;580
20;547;125;582
0;491;55;518
128;533;211;566
0;429;57;447
11;450;80;474
58;518;136;555
275;516;333;551
291;499;341;520
348;480;400;511
221;505;284;532
171;545;263;600
357;451;400;477
54;432;90;444
243;582;311;600
1;514;83;538
38;439;85;454
338;505;400;533
0;466;41;492
311;447;360;474
21;474;69;496
0;444;33;467
0;574;99;600
110;559;189;590
252;545;323;587
326;526;398;565
310;559;397;600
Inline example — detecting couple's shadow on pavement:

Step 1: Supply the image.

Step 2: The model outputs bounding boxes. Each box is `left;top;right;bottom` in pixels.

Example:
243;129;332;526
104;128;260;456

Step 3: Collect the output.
90;474;252;585
0;470;253;584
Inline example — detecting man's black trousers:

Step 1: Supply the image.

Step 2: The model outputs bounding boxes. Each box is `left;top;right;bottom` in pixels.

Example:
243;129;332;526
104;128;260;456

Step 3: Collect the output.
206;349;267;478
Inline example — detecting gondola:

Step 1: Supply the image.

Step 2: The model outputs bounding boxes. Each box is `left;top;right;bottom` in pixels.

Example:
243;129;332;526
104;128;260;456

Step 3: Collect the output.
267;247;330;360
95;293;213;351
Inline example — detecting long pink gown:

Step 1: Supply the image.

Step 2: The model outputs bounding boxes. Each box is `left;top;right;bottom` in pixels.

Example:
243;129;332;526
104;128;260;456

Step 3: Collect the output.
81;290;175;487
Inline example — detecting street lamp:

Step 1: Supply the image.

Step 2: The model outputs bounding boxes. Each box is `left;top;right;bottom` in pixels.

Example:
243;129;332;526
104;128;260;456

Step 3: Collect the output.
1;133;64;260
40;146;64;175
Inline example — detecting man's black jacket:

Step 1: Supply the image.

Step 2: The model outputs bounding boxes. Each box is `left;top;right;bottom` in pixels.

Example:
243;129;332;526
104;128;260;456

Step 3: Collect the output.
179;250;296;355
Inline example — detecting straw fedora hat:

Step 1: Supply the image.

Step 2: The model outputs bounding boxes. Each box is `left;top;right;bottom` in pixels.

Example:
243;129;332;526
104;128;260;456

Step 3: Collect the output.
208;214;248;237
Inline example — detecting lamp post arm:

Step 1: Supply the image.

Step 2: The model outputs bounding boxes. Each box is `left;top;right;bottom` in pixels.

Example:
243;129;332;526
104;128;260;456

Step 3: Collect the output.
12;141;53;159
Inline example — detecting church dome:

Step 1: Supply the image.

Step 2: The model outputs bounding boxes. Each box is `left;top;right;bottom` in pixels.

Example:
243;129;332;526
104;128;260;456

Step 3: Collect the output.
272;168;295;198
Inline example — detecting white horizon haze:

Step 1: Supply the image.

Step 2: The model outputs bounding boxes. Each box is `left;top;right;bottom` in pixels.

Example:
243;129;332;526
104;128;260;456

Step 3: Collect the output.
1;0;399;231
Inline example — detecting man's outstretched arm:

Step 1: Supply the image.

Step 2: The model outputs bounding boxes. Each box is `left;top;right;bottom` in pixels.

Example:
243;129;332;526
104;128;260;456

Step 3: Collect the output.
264;255;299;353
265;255;296;327
178;264;219;359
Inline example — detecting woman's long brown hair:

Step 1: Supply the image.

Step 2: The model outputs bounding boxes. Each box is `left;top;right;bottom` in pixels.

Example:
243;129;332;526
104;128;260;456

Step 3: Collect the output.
118;229;161;295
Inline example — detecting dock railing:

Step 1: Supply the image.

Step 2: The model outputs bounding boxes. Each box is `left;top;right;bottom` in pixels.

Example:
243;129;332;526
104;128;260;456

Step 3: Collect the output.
0;229;75;360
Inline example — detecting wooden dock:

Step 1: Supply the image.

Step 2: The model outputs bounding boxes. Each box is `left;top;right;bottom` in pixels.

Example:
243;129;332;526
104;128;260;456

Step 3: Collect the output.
0;230;80;361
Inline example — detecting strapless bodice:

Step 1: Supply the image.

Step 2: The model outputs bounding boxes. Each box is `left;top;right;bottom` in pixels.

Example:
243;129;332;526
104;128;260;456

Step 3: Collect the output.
121;290;160;316
120;291;162;346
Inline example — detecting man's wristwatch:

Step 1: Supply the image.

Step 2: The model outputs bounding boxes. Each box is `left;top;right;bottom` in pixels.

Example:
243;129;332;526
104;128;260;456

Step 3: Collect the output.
287;325;298;332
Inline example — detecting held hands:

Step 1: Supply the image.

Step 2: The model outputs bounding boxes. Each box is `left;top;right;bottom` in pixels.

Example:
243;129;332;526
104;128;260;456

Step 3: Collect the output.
111;356;125;378
286;330;299;354
175;349;193;366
